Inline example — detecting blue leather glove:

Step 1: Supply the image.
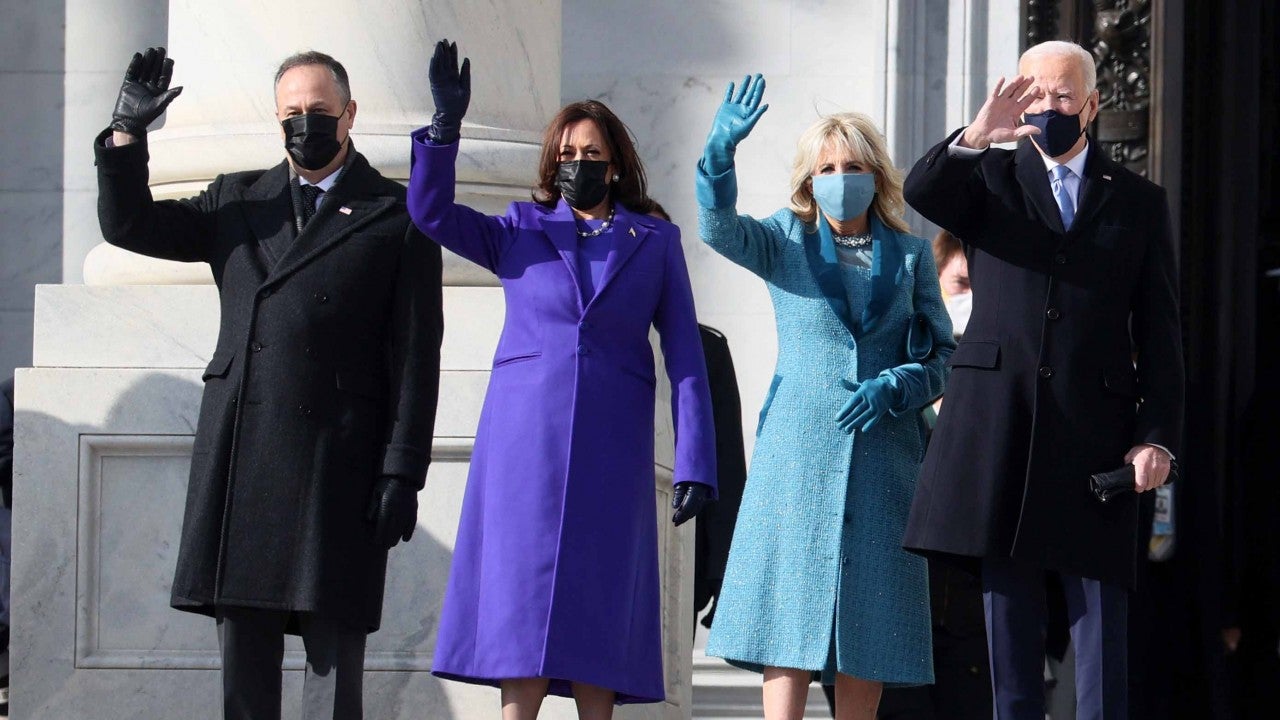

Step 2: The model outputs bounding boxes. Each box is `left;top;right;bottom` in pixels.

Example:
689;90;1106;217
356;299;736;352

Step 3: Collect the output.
427;38;471;145
701;74;769;176
836;377;900;434
671;482;712;526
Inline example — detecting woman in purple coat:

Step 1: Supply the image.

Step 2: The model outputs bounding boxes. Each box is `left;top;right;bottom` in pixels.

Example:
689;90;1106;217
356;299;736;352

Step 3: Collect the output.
408;40;718;719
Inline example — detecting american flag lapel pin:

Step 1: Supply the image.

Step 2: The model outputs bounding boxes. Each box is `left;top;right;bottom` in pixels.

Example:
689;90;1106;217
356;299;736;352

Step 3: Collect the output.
338;206;353;215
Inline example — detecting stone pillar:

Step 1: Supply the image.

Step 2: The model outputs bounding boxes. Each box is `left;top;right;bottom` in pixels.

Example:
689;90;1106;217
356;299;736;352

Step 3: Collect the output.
17;2;695;719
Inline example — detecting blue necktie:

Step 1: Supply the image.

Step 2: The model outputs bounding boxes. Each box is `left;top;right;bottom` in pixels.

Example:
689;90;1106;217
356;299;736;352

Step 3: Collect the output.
1050;165;1075;231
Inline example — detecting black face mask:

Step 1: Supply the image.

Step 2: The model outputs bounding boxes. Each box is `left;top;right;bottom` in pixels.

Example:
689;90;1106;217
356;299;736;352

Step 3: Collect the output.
556;160;611;210
1023;109;1086;158
282;113;344;171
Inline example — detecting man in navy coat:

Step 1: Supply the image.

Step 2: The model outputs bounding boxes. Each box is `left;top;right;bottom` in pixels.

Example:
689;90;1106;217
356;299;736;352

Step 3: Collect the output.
902;41;1183;719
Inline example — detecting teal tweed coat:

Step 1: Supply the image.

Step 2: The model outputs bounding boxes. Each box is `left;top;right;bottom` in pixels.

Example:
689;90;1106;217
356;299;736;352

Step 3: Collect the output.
698;165;954;686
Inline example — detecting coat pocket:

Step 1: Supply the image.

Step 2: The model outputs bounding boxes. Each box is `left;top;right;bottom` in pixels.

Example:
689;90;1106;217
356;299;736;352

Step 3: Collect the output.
335;370;387;401
492;351;542;369
202;351;235;382
1101;366;1139;400
756;374;783;436
947;340;1000;370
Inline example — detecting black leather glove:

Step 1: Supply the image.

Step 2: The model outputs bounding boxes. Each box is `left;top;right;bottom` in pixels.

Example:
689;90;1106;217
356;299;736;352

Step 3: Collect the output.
671;482;712;526
111;47;183;137
426;38;471;145
365;476;418;548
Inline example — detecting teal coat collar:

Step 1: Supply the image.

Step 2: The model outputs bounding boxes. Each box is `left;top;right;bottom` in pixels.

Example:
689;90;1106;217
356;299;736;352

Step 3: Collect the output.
804;212;906;338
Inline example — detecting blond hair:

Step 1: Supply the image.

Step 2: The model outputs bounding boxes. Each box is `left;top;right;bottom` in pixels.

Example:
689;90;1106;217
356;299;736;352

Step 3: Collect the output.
788;112;910;234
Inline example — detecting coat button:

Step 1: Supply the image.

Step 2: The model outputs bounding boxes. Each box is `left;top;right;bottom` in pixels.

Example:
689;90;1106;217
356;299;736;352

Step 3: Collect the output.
846;339;856;350
578;321;588;331
250;341;263;352
1038;365;1054;378
305;346;316;358
1054;253;1068;265
259;288;272;299
315;292;329;303
298;404;311;416
1046;308;1061;320
577;344;588;356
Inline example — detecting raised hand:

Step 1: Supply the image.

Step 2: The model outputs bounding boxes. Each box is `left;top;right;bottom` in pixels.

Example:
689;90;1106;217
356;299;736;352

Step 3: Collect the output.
702;74;769;175
427;38;471;145
111;47;183;137
671;482;712;526
960;75;1043;150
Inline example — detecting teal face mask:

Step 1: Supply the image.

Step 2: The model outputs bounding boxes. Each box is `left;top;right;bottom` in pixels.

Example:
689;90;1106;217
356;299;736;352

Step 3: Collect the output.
811;172;876;221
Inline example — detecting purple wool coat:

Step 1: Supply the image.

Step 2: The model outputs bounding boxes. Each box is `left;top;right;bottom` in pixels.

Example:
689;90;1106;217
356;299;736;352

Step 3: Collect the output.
408;131;717;704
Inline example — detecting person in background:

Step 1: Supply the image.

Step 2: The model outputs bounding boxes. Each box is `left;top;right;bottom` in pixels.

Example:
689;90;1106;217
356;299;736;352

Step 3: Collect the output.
0;376;12;717
409;40;716;719
696;74;953;720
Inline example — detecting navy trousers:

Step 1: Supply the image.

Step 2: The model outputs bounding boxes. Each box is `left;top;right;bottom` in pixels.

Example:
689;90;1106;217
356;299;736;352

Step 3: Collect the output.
982;557;1128;720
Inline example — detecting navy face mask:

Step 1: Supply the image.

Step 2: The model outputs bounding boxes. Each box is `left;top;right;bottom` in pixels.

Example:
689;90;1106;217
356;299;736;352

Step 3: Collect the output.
282;113;344;171
1023;109;1086;158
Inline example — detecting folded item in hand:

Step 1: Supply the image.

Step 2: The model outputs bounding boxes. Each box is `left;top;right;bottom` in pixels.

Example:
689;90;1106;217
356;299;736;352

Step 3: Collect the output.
1090;459;1180;503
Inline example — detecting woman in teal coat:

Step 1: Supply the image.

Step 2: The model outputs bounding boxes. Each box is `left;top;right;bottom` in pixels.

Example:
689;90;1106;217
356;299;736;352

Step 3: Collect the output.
698;76;955;719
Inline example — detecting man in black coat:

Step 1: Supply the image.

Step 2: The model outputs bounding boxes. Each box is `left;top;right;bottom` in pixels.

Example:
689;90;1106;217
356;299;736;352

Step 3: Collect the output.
901;41;1183;720
95;48;443;720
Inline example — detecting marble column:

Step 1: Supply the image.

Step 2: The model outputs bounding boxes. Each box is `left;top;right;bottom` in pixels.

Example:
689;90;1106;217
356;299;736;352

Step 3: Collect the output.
16;2;695;719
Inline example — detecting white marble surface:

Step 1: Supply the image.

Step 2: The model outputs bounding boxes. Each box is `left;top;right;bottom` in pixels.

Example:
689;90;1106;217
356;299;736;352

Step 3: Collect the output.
14;281;694;719
0;0;65;380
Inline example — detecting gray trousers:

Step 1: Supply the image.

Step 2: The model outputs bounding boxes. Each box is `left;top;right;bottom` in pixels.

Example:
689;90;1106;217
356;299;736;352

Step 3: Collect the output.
215;606;366;720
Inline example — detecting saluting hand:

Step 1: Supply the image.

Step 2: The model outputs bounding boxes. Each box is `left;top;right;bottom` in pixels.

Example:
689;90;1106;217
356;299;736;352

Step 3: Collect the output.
427;38;471;145
701;74;769;175
111;47;183;141
960;75;1043;150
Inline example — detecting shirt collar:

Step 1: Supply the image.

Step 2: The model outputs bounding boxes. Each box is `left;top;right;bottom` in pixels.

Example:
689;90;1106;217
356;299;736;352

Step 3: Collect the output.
1041;140;1089;178
295;144;356;192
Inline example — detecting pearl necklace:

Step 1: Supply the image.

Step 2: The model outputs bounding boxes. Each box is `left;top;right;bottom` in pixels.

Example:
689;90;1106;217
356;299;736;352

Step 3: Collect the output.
832;232;873;248
576;207;616;238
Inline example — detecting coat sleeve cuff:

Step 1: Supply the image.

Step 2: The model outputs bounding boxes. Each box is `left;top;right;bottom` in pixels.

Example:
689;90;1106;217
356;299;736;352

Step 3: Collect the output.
695;159;738;210
879;364;928;416
94;127;149;166
380;443;430;489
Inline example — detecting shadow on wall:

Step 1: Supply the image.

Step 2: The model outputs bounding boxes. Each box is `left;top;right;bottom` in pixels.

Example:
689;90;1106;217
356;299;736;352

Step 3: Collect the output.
0;0;66;380
12;370;458;719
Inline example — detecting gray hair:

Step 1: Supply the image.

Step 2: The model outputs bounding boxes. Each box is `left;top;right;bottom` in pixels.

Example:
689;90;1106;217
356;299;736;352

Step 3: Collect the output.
274;50;351;107
1020;40;1097;92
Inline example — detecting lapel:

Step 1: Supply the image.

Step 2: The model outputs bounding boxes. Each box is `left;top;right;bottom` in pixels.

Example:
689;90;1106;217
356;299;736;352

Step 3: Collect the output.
804;214;856;337
239;161;295;268
262;152;395;287
586;204;648;311
1068;141;1118;237
1014;139;1067;236
805;213;907;339
861;214;905;336
536;200;584;309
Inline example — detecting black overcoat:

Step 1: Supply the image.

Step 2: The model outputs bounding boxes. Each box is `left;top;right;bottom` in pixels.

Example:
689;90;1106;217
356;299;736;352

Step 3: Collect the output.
95;132;443;630
901;129;1184;588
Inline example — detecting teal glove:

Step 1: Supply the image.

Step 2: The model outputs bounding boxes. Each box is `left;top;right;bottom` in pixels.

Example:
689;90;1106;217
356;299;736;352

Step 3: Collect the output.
701;74;769;176
837;377;900;434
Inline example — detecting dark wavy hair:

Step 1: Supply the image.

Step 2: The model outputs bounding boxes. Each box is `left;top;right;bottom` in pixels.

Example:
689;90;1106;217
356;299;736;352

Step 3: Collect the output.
533;100;656;214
